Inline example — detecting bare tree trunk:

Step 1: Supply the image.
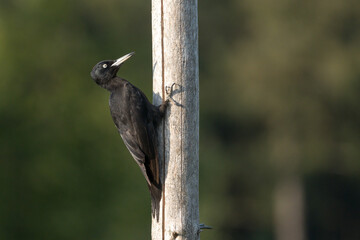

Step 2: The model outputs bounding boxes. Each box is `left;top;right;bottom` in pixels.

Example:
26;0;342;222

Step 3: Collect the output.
151;0;199;239
270;129;306;240
274;176;305;240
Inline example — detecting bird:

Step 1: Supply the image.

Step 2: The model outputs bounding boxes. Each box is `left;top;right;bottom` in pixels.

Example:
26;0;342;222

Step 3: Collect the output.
90;52;169;220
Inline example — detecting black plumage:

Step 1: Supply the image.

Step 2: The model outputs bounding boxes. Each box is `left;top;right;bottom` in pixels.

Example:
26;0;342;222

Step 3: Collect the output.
90;52;167;220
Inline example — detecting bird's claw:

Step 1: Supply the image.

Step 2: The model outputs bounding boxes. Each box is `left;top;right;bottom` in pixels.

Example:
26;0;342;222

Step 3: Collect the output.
166;83;176;96
165;83;176;101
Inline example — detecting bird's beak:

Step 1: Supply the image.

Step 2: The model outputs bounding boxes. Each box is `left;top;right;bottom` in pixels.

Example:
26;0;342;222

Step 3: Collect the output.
111;52;135;67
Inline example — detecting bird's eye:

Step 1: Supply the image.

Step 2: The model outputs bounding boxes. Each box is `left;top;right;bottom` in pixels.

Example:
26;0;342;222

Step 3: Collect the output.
102;64;108;68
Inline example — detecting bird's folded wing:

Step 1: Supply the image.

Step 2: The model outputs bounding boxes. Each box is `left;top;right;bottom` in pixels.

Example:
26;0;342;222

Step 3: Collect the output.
120;129;152;186
129;88;160;186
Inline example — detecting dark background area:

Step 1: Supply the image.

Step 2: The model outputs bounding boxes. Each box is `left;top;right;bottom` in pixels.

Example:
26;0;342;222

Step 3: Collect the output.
1;0;360;239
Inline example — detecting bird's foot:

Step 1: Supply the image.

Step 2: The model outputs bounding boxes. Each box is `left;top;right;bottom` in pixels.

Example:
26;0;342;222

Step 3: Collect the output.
159;84;175;116
164;83;185;108
165;83;176;101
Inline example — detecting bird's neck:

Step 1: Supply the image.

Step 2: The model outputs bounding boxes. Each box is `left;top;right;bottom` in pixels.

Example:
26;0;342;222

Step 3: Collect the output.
101;77;126;92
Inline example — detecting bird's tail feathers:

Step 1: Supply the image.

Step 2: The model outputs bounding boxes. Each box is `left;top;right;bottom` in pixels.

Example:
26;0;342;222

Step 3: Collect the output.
149;183;162;222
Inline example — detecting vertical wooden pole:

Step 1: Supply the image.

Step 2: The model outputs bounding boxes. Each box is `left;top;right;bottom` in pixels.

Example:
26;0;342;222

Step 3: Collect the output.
152;0;199;239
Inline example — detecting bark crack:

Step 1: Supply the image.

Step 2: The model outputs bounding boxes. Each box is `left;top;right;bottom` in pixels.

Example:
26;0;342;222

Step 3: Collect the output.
160;0;165;239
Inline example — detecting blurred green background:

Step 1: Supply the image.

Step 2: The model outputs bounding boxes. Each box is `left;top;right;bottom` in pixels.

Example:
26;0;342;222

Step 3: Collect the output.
1;0;360;239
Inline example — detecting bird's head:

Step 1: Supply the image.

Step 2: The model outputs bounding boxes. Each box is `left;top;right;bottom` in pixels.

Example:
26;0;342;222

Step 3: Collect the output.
90;52;135;86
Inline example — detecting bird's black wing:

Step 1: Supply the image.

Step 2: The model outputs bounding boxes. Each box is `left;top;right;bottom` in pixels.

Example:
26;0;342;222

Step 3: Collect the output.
115;83;160;187
119;129;151;185
110;81;162;220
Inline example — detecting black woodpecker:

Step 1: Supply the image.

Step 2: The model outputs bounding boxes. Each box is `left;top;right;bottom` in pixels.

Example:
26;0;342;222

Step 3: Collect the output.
90;52;168;220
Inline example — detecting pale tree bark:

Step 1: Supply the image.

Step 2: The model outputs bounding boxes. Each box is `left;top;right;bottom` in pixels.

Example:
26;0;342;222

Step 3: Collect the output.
274;176;305;240
151;0;200;239
270;130;306;240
